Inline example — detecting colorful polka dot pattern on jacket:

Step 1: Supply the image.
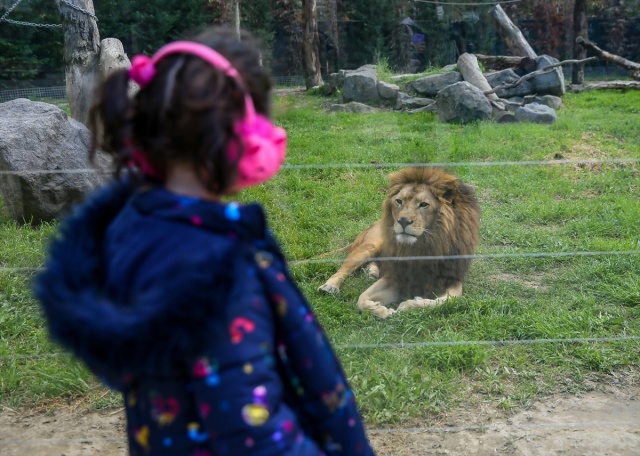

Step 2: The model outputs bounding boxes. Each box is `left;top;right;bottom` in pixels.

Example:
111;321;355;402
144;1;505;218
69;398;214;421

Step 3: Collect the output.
39;184;375;455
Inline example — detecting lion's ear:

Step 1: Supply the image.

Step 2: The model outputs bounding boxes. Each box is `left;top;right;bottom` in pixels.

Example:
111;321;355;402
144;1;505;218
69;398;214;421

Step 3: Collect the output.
439;180;460;203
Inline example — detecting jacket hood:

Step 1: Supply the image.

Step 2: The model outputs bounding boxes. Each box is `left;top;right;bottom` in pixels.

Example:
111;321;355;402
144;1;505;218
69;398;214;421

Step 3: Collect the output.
34;181;276;386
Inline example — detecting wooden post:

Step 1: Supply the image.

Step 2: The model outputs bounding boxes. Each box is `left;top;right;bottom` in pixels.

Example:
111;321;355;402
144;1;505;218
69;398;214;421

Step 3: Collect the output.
572;0;588;84
488;5;537;59
56;0;100;127
231;0;240;39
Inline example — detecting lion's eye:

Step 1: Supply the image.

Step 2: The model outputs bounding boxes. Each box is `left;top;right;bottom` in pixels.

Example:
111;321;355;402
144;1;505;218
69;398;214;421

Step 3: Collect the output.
419;202;429;208
396;199;402;206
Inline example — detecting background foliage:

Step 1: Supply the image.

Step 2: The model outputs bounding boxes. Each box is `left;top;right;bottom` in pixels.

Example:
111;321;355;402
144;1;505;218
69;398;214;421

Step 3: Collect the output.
1;0;640;87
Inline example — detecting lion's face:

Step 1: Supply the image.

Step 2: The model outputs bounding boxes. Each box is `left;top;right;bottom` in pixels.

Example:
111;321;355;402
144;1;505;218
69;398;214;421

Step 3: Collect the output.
388;184;443;245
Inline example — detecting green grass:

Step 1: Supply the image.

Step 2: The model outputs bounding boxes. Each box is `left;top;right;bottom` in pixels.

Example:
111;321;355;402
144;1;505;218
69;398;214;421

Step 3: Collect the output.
1;89;639;425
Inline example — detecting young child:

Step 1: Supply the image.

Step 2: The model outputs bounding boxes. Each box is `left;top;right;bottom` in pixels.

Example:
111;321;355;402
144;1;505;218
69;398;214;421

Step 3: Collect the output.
35;26;376;456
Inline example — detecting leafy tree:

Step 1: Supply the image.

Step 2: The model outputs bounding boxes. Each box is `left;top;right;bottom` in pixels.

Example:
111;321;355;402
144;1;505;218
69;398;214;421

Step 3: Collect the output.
0;0;63;84
94;0;216;55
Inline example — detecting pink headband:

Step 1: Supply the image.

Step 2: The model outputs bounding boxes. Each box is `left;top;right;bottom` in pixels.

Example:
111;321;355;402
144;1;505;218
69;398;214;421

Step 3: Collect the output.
129;41;256;120
127;40;286;189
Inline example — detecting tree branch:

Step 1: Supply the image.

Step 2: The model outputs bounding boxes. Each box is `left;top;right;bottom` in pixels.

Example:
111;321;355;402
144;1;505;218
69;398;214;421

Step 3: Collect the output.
576;36;640;80
484;57;597;96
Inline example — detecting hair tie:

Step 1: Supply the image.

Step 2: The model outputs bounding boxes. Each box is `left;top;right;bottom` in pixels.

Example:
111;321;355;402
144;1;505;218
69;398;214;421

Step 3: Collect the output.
129;55;156;87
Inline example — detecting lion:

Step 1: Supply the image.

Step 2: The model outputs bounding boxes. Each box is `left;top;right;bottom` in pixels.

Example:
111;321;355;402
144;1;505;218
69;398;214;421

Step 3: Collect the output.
318;167;480;318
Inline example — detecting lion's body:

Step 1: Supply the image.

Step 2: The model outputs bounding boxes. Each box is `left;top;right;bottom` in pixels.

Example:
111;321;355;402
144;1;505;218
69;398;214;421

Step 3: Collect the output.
318;167;480;318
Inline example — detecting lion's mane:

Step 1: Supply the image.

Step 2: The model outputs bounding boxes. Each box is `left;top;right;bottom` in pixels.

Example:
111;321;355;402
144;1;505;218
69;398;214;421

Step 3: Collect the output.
379;167;480;299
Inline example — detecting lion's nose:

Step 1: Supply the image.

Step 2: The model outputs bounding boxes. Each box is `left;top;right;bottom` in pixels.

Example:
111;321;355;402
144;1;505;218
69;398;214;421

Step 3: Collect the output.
398;217;413;229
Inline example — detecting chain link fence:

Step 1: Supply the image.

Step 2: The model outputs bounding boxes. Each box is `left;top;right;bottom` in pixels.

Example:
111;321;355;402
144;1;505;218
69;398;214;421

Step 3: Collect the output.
0;85;66;103
0;76;305;103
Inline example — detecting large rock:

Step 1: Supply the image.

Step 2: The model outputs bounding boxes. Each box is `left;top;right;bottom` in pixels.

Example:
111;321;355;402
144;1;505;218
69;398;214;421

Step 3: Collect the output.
99;38;137;96
342;65;380;104
435;81;492;124
515;102;558;124
395;92;435;110
377;81;399;103
0;99;111;224
531;55;566;97
406;72;462;97
485;68;533;98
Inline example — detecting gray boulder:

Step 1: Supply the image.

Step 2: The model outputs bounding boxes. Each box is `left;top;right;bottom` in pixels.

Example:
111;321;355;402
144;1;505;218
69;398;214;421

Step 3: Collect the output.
532;94;562;110
485;68;533;98
377;81;400;103
395;92;435;110
435;81;492;124
0;99;111;224
342;65;380;104
531;55;566;97
99;38;137;96
406;72;462;97
515;102;558;124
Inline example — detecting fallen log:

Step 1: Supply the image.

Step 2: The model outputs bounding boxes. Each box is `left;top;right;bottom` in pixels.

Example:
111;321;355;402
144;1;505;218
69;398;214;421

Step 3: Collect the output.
475;54;535;72
568;81;640;92
488;5;537;59
458;53;505;110
576;36;640;80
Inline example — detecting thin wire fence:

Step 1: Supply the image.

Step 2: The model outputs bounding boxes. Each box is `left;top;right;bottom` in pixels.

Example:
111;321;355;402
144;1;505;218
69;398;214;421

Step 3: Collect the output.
0;157;638;176
2;336;639;361
0;118;638;449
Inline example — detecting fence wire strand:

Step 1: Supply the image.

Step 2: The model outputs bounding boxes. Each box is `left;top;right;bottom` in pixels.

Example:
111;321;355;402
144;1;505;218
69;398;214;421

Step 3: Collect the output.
1;150;639;445
0;157;638;176
2;336;639;362
2;250;639;275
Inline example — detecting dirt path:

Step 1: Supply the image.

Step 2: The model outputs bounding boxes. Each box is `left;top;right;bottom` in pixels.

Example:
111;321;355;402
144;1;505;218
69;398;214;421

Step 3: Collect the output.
1;385;639;456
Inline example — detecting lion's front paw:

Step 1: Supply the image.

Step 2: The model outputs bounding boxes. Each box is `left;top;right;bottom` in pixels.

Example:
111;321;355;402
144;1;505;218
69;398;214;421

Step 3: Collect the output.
371;306;396;319
358;299;396;319
397;297;438;312
318;283;340;294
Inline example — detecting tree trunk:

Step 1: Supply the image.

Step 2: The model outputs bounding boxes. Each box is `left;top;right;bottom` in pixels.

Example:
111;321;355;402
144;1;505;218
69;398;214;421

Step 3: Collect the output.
324;0;339;73
274;0;303;76
488;5;537;59
458;53;504;110
301;0;323;88
572;0;588;84
56;0;100;127
576;36;640;80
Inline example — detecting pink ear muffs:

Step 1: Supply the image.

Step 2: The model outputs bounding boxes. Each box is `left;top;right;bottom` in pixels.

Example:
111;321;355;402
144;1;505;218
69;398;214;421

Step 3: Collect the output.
129;41;287;189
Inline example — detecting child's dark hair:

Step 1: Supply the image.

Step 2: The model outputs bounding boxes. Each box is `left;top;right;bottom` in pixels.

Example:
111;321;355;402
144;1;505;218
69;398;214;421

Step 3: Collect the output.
89;26;272;193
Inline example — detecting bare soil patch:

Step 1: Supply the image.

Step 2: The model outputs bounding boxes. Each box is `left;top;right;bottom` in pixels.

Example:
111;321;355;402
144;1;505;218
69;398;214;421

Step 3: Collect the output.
2;380;639;456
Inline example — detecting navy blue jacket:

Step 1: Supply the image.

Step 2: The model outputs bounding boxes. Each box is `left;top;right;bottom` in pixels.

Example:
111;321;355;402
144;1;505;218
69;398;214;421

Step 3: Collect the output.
35;180;375;456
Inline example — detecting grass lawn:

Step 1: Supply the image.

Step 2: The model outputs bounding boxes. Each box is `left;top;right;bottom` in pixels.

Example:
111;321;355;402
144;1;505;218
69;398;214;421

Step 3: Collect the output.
1;89;639;426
